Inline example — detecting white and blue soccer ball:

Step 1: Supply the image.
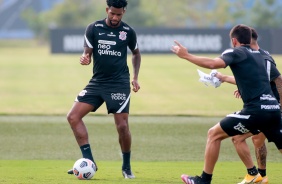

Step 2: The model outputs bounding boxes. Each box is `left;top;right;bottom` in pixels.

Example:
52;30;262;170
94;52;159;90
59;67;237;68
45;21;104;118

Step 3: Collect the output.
73;158;96;180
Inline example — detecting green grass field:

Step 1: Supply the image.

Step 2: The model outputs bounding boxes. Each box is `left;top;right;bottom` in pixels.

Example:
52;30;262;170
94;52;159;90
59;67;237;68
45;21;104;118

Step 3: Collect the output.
0;41;282;183
0;115;282;183
1;42;282;116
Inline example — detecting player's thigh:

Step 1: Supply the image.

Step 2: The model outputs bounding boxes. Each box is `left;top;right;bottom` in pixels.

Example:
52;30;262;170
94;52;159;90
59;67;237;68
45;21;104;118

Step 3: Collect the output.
68;102;95;120
220;111;260;136
75;88;104;112
208;123;230;141
103;88;130;114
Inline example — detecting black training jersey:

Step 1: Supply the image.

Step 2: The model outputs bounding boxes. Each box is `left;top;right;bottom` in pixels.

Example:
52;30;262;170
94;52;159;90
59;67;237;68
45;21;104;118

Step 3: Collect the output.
84;19;138;86
220;45;280;112
259;49;281;102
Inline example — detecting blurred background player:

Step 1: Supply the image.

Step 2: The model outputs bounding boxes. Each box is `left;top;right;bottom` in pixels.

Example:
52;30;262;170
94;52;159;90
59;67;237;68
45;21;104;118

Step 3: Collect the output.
66;0;141;179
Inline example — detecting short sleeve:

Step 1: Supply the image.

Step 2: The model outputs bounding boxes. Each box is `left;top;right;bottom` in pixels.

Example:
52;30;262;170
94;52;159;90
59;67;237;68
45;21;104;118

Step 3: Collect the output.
84;24;95;48
127;29;138;51
219;48;246;66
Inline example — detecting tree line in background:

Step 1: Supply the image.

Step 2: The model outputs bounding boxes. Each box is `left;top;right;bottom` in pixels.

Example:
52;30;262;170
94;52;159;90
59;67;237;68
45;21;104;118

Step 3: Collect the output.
21;0;282;41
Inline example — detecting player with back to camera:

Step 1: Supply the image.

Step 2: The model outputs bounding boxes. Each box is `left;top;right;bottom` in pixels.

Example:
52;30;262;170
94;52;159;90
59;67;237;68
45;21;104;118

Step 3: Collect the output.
66;0;141;179
213;28;282;184
171;24;282;184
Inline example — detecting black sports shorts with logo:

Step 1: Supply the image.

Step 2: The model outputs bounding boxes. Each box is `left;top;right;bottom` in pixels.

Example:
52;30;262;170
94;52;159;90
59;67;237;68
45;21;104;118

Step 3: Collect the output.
75;83;130;114
220;109;282;149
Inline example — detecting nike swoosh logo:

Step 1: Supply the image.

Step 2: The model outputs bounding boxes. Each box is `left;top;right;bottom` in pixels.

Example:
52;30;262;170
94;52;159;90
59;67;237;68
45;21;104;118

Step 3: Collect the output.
99;33;105;35
119;101;125;105
83;147;89;150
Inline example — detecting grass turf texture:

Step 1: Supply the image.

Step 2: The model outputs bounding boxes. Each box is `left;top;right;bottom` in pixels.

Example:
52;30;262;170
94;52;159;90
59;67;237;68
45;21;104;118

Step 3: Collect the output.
1;161;281;184
0;115;281;183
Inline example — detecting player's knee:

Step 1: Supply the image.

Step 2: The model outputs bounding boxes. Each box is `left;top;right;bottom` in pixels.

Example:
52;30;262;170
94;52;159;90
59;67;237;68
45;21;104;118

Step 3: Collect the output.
116;122;129;134
231;134;247;146
207;126;222;142
67;112;80;125
252;135;265;148
231;137;237;145
251;136;258;145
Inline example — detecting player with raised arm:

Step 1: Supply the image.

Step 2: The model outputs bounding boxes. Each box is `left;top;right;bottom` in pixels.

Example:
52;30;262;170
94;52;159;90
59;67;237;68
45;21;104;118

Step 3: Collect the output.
66;0;141;179
213;28;282;184
171;24;282;184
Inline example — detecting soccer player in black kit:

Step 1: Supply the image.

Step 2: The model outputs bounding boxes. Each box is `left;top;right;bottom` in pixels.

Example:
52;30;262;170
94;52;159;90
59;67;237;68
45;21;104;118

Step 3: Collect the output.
67;0;141;179
215;28;282;184
172;24;282;184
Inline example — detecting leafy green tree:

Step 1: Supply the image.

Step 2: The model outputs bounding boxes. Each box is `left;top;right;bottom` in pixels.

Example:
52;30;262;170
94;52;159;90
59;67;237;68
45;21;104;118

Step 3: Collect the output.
21;0;282;42
45;0;102;28
122;0;153;27
250;0;282;28
21;8;49;42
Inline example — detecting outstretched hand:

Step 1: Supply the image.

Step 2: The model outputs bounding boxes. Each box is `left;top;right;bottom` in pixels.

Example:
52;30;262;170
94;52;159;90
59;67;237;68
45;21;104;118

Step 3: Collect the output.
171;40;189;59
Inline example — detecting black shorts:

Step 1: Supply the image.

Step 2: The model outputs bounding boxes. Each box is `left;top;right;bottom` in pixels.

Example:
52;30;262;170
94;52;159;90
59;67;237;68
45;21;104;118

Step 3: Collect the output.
75;84;130;114
220;110;282;149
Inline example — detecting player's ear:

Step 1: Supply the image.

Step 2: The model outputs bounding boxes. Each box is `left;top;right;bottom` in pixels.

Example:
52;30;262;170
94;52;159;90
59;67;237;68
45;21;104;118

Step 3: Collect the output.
231;38;236;47
106;7;109;13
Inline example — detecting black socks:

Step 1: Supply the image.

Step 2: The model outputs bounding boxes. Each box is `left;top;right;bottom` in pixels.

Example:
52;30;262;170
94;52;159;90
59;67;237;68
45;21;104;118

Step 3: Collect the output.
201;171;212;182
258;168;266;177
80;144;94;162
122;151;131;170
247;166;259;176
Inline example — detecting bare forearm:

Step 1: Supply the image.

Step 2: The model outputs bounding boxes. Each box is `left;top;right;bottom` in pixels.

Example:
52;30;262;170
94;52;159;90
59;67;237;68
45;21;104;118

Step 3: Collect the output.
220;75;236;85
184;54;216;69
172;41;225;69
183;53;226;69
132;52;141;80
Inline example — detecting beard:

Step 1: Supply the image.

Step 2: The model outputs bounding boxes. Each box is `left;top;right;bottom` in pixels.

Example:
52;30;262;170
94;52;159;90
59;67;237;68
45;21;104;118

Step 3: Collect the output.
109;20;120;27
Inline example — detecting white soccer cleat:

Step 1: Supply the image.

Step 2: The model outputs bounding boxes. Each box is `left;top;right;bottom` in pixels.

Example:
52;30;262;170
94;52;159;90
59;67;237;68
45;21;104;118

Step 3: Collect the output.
122;170;135;179
237;173;263;184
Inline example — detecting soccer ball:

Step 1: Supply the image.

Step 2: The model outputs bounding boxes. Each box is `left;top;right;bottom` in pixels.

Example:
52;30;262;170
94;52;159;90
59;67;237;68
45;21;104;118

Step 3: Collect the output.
73;158;96;180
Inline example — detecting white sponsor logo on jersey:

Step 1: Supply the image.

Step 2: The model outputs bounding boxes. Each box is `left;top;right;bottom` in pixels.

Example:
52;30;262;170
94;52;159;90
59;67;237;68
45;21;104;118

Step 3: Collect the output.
98;40;116;45
97;40;121;56
260;94;276;101
95;24;103;27
261;105;280;109
107;32;116;37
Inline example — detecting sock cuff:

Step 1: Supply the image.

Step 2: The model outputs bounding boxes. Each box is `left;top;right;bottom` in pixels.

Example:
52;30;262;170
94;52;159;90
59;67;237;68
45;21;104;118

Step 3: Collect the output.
201;171;212;181
80;144;90;149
